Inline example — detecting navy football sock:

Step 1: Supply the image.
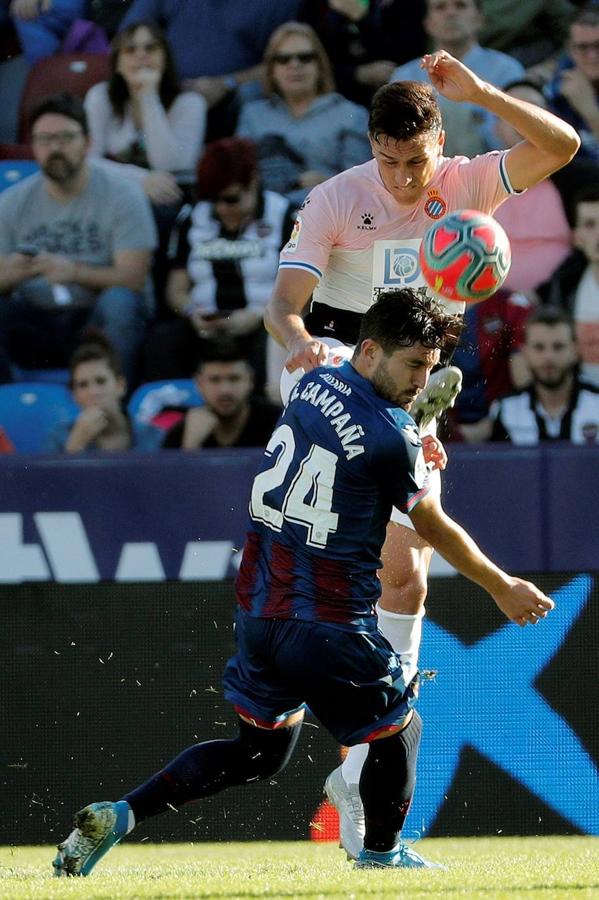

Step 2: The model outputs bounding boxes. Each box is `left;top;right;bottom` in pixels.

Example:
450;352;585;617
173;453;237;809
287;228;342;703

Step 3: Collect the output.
360;710;422;853
123;718;301;823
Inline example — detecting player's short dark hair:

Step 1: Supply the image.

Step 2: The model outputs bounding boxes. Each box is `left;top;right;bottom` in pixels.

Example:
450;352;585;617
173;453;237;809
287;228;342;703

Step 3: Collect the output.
356;289;460;356
29;92;89;136
525;306;575;337
69;330;122;387
369;82;442;144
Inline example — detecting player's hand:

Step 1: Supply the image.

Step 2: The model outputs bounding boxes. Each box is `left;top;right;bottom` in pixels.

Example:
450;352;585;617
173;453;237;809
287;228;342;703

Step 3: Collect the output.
421;434;447;471
34;252;77;284
557;68;598;120
285;338;329;374
492;576;555;627
421;50;485;104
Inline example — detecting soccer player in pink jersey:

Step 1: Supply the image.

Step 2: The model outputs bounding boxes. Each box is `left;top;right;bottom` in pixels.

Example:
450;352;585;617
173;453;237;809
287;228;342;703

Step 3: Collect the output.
265;49;580;860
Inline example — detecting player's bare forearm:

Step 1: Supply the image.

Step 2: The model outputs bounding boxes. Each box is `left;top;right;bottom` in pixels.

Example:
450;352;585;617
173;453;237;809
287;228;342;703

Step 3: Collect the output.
265;269;329;371
477;82;579;159
410;500;508;592
409;497;554;624
264;296;312;348
422;50;580;188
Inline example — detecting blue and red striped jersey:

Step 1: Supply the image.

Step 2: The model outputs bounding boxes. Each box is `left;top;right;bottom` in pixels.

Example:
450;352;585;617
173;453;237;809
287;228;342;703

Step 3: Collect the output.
235;361;430;631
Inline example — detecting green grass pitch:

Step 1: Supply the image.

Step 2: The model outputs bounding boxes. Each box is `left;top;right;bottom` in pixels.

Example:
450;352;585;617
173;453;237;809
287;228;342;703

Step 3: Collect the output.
1;837;597;899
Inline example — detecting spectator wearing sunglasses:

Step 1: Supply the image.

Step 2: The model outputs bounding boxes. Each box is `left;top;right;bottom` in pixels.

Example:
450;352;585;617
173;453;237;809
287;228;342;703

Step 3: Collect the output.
236;22;370;208
84;21;206;207
143;137;296;395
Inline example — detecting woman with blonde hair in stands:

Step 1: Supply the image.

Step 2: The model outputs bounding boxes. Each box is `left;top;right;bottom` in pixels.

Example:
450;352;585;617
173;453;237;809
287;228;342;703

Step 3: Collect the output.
236;21;370;208
84;21;206;207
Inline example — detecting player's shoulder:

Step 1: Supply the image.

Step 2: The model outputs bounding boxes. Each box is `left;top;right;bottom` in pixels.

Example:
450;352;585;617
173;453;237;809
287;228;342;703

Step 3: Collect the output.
308;159;379;206
371;404;421;453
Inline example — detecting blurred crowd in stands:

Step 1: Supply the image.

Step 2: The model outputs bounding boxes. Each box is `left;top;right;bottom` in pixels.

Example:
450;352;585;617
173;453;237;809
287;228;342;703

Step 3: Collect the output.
1;0;599;453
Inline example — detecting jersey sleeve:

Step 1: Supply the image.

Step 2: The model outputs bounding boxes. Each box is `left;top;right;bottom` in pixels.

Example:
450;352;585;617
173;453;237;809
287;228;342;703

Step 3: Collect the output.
372;416;431;513
451;150;523;215
278;184;339;280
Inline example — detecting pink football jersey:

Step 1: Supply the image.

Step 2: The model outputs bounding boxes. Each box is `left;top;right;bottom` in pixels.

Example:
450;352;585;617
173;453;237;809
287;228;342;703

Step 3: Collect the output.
280;153;519;314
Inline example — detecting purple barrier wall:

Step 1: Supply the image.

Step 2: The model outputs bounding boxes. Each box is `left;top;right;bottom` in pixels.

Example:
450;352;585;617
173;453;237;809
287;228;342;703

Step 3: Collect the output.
0;444;597;582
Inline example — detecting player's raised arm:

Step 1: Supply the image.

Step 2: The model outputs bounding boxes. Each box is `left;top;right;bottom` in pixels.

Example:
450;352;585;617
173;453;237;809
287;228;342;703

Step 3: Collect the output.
421;50;581;191
264;267;329;373
408;493;554;627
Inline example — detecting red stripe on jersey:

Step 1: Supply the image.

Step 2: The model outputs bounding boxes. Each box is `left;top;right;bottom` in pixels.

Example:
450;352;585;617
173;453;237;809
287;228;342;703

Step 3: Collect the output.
311;554;353;623
235;531;261;611
262;540;295;616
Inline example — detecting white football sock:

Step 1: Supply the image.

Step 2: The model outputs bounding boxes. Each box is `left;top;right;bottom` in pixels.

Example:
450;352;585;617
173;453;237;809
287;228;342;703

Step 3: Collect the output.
340;605;424;786
375;603;424;685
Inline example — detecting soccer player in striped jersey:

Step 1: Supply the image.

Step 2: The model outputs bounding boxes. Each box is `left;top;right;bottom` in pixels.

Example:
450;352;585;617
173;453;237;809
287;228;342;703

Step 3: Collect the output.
53;290;554;876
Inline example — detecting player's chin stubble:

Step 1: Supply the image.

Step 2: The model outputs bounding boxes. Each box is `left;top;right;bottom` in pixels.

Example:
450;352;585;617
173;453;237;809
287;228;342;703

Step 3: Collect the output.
372;360;413;408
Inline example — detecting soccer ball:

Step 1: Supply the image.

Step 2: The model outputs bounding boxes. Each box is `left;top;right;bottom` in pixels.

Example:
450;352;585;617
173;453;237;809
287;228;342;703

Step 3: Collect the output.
419;209;511;303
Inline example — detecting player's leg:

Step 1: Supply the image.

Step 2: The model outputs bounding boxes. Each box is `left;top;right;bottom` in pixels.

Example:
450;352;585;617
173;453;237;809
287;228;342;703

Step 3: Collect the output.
53;611;305;877
329;523;434;855
355;711;443;869
53;714;303;877
307;626;442;868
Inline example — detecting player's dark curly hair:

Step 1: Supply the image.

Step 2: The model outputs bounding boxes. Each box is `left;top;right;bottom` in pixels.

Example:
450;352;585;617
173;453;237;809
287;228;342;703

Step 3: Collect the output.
369;81;442;143
355;289;461;357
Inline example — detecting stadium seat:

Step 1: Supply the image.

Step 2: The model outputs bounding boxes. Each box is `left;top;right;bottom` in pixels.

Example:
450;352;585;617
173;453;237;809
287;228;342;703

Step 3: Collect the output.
127;379;203;428
13;366;70;385
0;159;39;193
0;383;77;453
18;53;109;142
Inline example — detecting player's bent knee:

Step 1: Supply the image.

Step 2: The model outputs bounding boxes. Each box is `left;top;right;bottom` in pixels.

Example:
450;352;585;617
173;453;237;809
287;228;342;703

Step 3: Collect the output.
237;717;302;782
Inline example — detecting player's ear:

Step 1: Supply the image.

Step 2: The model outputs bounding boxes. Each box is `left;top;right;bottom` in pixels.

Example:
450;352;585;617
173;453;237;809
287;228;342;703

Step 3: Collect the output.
438;130;446;152
361;338;380;362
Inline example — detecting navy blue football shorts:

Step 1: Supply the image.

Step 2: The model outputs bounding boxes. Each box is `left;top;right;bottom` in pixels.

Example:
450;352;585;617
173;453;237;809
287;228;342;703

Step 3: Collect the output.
222;608;418;745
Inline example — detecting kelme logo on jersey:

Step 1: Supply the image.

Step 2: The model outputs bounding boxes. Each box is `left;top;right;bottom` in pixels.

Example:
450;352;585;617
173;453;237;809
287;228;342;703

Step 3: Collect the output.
383;247;420;285
357;212;376;231
284;215;302;253
424;189;448;220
